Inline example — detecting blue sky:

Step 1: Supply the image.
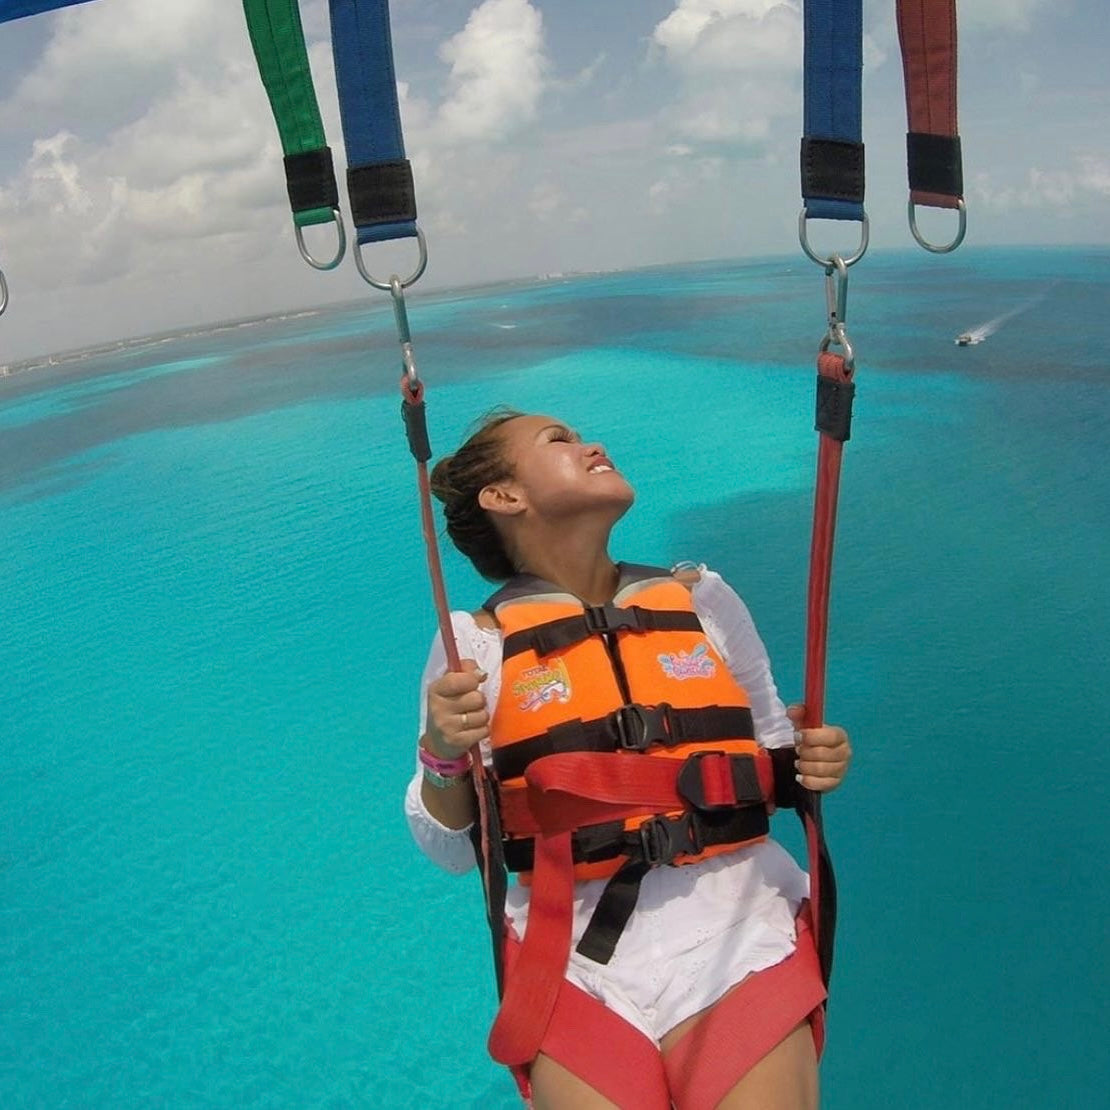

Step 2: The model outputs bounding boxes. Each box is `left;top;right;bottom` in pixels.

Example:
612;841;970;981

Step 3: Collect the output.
0;0;1106;362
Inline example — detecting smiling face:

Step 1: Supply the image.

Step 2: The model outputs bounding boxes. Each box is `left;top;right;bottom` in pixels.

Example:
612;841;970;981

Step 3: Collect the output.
478;413;634;525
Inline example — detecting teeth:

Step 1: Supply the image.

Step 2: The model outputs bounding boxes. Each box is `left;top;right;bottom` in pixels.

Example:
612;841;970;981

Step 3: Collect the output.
590;464;613;473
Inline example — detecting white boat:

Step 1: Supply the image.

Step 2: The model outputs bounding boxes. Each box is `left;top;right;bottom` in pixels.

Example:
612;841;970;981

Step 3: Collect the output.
955;332;982;346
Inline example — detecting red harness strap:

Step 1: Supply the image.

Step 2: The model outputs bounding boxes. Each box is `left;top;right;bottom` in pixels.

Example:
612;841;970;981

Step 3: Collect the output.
487;830;575;1067
499;749;776;836
488;749;775;1069
499;907;825;1108
502;936;672;1110
663;907;827;1110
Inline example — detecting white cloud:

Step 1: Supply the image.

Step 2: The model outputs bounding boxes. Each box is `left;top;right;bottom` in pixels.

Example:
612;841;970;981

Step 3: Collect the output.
654;0;802;73
0;5;283;290
436;0;548;143
650;1;802;150
0;0;235;131
970;155;1110;210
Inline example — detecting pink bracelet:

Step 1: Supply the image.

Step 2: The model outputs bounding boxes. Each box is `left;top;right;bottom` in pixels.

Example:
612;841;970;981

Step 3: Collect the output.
418;746;472;777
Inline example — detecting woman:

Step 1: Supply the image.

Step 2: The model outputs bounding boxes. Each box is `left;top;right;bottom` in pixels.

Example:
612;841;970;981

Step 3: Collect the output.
405;410;852;1109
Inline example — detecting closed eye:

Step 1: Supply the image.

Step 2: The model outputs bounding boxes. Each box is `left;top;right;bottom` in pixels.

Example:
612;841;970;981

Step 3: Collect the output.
546;425;580;444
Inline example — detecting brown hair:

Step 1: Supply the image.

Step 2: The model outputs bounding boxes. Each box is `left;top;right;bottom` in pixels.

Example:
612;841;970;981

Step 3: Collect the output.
430;407;524;581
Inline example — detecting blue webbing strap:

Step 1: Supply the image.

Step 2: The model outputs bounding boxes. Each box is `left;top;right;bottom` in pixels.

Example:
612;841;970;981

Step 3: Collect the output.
0;1;95;23
801;0;865;222
328;0;418;245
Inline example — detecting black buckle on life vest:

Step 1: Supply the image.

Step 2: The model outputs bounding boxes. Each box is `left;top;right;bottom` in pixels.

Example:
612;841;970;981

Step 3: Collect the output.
609;702;675;751
676;751;765;812
637;813;702;868
583;604;641;636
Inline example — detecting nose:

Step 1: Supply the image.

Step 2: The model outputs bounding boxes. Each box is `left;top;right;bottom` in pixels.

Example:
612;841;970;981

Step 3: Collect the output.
584;441;605;457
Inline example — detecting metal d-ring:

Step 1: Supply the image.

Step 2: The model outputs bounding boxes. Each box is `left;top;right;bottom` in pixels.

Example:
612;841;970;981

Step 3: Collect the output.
798;209;870;269
908;197;966;254
354;226;428;291
0;268;8;316
294;208;347;271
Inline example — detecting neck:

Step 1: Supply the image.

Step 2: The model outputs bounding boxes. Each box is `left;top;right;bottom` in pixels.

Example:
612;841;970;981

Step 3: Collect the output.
511;520;619;605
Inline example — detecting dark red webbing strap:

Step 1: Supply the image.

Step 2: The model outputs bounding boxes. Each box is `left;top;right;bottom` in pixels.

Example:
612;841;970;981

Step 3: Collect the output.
802;350;852;982
896;0;962;209
804;354;851;724
487;831;575;1066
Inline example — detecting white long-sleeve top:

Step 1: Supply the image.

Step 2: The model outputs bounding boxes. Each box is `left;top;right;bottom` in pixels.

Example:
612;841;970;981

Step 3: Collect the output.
404;569;810;1042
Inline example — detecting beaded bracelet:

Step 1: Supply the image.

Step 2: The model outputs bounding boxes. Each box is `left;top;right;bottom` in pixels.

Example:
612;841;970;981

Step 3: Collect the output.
418;745;472;788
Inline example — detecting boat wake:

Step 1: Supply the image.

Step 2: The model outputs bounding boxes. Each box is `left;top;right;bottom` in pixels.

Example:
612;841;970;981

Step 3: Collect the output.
956;282;1058;346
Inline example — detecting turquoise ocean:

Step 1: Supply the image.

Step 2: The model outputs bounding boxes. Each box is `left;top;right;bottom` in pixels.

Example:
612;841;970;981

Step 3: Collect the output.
2;247;1108;1108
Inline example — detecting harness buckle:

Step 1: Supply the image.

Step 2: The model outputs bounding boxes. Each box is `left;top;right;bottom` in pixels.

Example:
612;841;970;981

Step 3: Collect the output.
584;604;640;636
637;813;702;868
610;703;674;751
676;751;765;812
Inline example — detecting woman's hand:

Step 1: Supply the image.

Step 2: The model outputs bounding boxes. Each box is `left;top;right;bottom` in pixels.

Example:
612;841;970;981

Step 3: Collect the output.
423;658;489;759
786;704;852;793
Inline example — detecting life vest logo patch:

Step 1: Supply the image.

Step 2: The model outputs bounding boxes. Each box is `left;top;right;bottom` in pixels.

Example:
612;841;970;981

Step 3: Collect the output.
658;642;717;680
512;658;572;712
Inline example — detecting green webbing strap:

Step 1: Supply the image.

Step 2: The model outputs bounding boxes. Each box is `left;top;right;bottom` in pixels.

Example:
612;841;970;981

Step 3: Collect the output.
243;0;344;264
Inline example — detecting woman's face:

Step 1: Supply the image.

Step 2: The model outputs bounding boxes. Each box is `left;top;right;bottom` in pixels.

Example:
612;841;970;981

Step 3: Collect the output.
485;413;634;522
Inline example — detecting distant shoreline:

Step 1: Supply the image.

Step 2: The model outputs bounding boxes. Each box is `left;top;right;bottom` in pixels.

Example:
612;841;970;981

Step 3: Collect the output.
0;307;327;379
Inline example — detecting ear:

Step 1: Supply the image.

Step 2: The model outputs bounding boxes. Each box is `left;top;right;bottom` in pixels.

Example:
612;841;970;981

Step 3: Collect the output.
478;480;526;517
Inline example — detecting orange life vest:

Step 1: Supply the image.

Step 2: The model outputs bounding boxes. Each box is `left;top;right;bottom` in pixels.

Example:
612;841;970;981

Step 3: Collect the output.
486;565;787;938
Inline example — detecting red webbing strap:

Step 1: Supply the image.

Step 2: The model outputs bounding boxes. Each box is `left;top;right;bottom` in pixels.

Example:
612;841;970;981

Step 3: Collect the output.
803;350;852;981
503;936;672;1109
804;354;850;726
896;0;962;210
498;750;776;837
487;831;575;1066
663;907;827;1110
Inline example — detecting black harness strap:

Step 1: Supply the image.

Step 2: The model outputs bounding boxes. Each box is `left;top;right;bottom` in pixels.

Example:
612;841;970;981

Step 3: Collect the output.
501;606;703;660
491;705;755;781
574;805;773;965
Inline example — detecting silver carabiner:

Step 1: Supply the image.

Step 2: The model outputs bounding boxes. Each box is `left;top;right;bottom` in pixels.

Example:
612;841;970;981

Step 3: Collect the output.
799;209;870;269
0;268;8;316
294;207;347;271
817;254;854;367
390;276;420;391
908;197;966;254
355;226;428;291
824;254;849;331
819;322;855;372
